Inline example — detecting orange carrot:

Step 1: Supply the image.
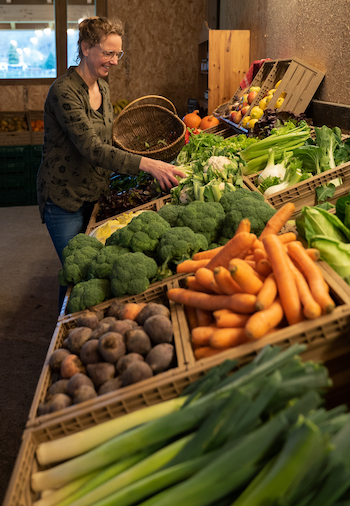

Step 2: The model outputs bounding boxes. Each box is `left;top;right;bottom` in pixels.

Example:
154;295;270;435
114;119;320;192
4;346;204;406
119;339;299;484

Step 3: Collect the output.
194;346;228;360
277;231;297;244
210;327;248;349
259;203;296;239
191;326;216;347
245;260;258;270
213;309;250;328
213;266;243;295
255;273;278;311
195;308;215;327
235;218;251;235
287;241;335;314
205;232;257;271
262;234;304;325
245;298;285;340
176;258;210;273
253;248;268;263
184;304;198;331
306;248;321;262
185;275;216;294
255;258;272;277
195;267;223;294
229;259;264;295
228;257;265;281
244;254;255;261
252;238;265;252
118;303;145;321
286;255;322;320
192;246;224;261
167;288;256;313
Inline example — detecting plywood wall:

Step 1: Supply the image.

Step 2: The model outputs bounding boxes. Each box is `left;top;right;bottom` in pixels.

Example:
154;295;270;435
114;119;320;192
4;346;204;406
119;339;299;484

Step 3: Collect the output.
219;0;350;106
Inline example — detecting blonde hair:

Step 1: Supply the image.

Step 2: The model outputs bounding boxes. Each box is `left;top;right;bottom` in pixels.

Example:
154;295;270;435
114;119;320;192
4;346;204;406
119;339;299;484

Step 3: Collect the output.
77;17;124;62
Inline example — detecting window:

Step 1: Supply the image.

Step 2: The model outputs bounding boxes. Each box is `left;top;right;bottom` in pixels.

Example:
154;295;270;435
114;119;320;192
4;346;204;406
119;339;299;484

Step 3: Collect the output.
0;0;106;83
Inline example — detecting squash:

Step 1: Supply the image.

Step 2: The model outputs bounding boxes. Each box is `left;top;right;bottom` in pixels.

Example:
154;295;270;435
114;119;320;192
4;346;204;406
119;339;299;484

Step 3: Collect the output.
199;115;219;130
183;110;201;129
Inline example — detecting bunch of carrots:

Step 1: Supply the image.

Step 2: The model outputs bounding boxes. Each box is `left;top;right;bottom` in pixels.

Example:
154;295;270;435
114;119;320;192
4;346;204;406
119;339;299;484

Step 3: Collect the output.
167;202;335;360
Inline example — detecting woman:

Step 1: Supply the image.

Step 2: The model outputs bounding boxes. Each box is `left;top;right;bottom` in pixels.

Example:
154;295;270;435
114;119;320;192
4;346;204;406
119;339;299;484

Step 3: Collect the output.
37;16;185;308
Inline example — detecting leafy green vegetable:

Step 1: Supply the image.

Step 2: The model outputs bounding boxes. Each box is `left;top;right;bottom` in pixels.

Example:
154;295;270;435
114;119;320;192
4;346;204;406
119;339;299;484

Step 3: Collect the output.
309;236;350;281
315;183;337;203
296;206;350;244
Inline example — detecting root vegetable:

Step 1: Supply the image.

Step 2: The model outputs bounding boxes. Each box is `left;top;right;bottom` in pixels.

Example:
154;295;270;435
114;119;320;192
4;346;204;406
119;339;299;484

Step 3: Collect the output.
98;332;126;363
116;353;144;375
146;343;175;373
87;362;116;388
107;299;125;318
125;328;152;356
75;311;100;330
143;315;174;345
66;373;95;397
109;319;138;335
80;339;103;364
121;361;153;386
49;393;72;412
49;348;71;372
61;354;86;379
99;316;118;326
118;303;146;321
90;322;112;340
73;385;98;404
48;379;69;396
136;303;170;326
98;376;123;395
37;401;51;416
66;327;92;354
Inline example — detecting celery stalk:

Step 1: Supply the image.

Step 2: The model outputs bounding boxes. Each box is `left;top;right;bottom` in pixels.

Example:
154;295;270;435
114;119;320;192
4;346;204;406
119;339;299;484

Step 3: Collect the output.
36;396;187;467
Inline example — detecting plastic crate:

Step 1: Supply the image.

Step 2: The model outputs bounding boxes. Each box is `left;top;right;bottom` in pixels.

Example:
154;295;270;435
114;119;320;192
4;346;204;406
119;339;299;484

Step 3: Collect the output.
29;145;42;205
244;160;350;217
0;145;33;206
0;111;31;146
214;58;325;134
26;275;189;429
28;111;44;146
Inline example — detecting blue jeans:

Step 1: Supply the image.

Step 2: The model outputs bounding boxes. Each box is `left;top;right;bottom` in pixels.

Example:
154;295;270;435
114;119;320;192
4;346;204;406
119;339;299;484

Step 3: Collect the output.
44;198;95;311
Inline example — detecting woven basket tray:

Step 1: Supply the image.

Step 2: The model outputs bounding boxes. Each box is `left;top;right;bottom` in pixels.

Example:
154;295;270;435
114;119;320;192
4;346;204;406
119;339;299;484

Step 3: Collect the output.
112;95;186;163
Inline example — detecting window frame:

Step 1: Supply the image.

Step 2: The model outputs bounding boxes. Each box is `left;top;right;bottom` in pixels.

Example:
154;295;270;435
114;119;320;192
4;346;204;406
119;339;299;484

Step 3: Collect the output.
0;0;106;86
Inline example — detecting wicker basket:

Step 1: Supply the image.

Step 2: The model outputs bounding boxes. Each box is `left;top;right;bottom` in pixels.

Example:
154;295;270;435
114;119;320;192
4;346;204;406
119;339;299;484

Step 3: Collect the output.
112;95;186;163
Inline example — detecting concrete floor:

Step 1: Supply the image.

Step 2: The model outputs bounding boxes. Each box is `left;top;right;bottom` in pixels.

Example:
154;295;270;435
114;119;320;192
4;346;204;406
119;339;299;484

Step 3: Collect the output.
0;205;61;503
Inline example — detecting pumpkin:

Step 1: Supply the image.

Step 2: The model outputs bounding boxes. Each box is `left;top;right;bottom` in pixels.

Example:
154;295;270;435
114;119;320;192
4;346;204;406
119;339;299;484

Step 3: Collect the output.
199;115;220;130
183;110;202;129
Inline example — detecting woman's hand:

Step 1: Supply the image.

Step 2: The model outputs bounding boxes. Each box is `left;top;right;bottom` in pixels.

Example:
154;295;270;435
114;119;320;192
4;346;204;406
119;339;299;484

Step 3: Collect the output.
139;157;186;191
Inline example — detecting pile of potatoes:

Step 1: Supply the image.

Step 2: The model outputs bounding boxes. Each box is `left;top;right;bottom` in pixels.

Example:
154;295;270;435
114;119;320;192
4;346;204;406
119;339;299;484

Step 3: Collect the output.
38;300;176;415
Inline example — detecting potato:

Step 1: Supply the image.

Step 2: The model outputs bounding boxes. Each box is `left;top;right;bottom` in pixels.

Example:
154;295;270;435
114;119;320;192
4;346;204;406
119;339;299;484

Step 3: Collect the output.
98;332;126;363
66;327;92;354
73;385;98;404
76;311;100;330
125;328;152;356
143;315;174;345
121;361;153;387
136;303;170;326
80;339;103;364
48;379;69;396
66;373;95;397
116;353;144;375
49;348;71;372
109;319;138;335
90;322;111;340
87;362;115;388
107;299;125;318
49;393;72;412
98;376;123;395
99;316;117;327
61;354;86;379
146;343;175;374
37;401;52;416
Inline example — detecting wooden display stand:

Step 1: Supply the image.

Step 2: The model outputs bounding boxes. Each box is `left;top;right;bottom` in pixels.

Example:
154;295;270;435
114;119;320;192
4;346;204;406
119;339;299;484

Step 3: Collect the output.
198;22;250;114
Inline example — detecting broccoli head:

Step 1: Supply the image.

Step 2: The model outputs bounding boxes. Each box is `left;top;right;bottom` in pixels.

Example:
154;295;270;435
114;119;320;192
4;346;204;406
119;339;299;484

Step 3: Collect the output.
87;244;130;280
109;251;158;297
157;204;184;227
106;211;171;253
58;246;101;286
61;233;104;262
176;200;225;245
156;227;208;278
67;278;111;313
220;191;276;239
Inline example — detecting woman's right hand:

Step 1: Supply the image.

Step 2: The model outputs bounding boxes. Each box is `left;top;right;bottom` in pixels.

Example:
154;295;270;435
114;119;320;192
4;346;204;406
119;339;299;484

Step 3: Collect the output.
139;157;186;191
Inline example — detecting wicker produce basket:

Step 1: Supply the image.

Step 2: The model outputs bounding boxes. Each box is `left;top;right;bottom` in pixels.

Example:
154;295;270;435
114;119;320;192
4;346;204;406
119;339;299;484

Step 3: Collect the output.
112;95;186;163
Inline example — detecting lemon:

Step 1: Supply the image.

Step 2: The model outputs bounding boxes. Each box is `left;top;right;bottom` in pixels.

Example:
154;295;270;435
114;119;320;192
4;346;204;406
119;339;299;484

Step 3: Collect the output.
275;97;285;109
267;88;276;96
279;91;287;98
250;106;264;119
259;97;271;111
242;115;250;127
275;80;282;88
248;118;259;130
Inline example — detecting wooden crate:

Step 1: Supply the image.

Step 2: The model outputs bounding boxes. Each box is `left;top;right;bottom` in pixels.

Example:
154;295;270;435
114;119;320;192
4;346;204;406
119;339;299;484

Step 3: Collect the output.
28;110;44;146
214;58;325;134
26;275;189;429
244;160;350;217
0;111;31;146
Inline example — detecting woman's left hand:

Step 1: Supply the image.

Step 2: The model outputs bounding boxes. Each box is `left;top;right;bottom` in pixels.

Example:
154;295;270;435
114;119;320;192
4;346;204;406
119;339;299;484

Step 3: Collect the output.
139;157;186;191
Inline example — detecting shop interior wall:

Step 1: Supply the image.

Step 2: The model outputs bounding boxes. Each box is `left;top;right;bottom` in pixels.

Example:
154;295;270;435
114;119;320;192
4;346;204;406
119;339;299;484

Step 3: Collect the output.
219;0;350;106
0;0;209;118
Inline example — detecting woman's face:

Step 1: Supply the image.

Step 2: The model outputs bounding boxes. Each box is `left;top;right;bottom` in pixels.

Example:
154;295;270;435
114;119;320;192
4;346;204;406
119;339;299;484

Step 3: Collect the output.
84;34;123;79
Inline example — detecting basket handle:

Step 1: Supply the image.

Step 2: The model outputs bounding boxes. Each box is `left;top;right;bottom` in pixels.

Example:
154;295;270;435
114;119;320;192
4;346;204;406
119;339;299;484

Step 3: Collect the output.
121;95;177;115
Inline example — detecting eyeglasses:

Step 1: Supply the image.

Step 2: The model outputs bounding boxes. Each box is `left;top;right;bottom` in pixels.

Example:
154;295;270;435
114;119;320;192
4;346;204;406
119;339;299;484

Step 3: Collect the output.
96;45;124;61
